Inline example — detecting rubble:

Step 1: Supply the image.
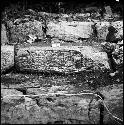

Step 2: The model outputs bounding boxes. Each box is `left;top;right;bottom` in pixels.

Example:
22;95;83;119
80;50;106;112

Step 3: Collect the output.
96;21;123;40
4;9;123;44
104;6;113;19
101;40;123;70
112;21;123;39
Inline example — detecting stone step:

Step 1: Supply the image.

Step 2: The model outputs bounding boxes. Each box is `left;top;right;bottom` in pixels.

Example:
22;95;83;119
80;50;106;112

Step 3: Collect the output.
8;19;123;44
15;44;110;73
47;21;123;41
1;44;110;74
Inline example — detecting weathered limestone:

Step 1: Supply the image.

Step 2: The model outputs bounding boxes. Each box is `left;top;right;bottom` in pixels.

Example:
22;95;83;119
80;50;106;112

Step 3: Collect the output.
96;21;123;40
97;84;123;124
7;16;123;44
2;21;123;73
112;21;123;39
15;45;110;73
3;83;123;124
1;90;100;124
96;22;110;40
1;72;123;124
78;46;110;69
1;24;9;45
1;45;14;73
104;6;113;18
9;20;44;44
47;21;94;41
1;89;23;103
47;20;123;41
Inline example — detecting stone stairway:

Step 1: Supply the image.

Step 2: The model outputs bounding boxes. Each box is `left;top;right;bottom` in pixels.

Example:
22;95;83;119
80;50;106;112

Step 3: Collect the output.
1;11;123;124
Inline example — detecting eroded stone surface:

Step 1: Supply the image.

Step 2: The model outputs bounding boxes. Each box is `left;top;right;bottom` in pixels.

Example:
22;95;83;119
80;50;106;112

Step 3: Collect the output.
9;20;44;44
1;89;23;103
47;21;94;41
96;21;123;40
97;84;123;123
1;45;14;73
15;45;110;73
1;24;9;45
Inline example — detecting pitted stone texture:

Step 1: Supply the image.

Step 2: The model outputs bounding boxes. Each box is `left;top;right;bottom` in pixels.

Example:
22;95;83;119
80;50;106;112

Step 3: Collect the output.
15;46;82;73
15;45;110;73
96;21;123;40
1;24;9;45
96;22;110;40
9;20;44;44
112;21;123;39
1;45;14;73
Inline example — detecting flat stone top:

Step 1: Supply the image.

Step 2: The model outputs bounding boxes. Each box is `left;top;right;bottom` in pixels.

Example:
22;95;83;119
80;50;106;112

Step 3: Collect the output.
1;45;14;52
17;44;106;59
18;45;82;53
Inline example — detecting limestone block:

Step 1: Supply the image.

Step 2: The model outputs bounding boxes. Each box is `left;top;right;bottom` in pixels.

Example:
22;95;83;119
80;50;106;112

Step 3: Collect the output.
1;45;14;73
